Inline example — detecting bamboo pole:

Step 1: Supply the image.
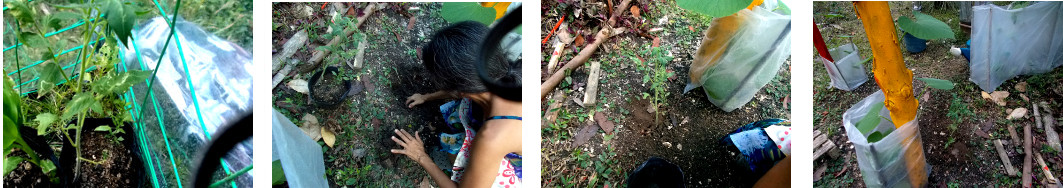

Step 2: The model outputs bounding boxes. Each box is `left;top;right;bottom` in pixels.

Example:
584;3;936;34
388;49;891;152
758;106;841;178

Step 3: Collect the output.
854;2;926;187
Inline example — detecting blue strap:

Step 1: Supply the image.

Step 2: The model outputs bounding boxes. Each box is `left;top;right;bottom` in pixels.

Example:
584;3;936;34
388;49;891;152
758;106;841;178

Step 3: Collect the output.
487;116;522;121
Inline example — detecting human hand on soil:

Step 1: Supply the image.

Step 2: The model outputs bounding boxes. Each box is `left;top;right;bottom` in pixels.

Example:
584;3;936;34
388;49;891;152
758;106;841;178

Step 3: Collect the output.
390;129;429;163
405;93;428;108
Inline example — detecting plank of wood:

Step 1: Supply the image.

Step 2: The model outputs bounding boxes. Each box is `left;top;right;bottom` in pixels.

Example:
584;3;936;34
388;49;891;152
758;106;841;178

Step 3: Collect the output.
1009;125;1021;144
582;61;602;107
813;140;836;160
348;37;369;70
542;91;566;129
813;130;827;148
272;60;299;89
273;30;309;74
994;139;1018;176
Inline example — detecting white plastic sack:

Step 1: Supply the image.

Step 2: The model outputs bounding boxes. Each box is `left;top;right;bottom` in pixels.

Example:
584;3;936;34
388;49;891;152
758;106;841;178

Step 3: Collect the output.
684;6;791;112
272;109;328;188
970;2;1063;92
820;44;868;91
842;91;930;188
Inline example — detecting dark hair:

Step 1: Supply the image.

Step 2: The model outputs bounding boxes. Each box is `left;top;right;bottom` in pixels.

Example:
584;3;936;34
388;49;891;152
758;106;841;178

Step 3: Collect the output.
422;21;515;94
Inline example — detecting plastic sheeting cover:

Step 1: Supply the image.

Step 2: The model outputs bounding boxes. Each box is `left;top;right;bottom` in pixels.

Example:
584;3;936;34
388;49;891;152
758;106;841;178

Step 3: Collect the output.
842;91;930;188
821;43;868;91
119;16;254;186
970;2;1063;92
272;109;328;188
684;6;791;112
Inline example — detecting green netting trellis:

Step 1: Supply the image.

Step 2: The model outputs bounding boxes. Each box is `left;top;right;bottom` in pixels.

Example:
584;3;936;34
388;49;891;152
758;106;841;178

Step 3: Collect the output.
3;0;253;187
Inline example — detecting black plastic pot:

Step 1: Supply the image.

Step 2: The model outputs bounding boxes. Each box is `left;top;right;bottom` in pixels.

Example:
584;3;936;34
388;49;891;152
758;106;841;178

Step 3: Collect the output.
308;66;352;107
59;118;146;187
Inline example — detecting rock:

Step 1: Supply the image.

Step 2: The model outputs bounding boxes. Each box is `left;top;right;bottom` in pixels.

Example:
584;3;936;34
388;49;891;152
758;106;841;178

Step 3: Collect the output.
1016;82;1028;92
351;148;366;159
677;144;683;150
1021;94;1029;102
663;142;672;148
594;112;615;134
1008;108;1028;120
298;5;314;19
571;121;600;148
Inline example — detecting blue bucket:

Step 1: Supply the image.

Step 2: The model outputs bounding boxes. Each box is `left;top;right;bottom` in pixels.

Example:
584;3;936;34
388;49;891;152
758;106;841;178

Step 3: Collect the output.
904;32;927;53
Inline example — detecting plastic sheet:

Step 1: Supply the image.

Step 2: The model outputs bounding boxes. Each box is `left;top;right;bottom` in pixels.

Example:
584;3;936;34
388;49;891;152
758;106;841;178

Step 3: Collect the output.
272;109;328;187
820;43;868;91
119;16;254;186
970;2;1063;92
684;6;791;112
842;91;930;188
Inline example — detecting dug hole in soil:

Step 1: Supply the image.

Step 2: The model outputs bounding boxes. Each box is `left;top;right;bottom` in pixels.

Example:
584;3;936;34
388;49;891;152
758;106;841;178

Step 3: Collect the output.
540;0;792;187
272;2;461;187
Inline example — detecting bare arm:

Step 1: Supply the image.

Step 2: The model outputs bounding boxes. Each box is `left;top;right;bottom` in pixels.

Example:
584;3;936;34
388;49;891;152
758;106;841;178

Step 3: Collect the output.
458;95;523;188
391;129;457;188
406;90;455;108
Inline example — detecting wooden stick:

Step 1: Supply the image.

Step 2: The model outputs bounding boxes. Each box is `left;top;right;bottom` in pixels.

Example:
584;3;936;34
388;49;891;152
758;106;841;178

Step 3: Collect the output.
1024;122;1033;187
1035;152;1059;184
994;139;1018;176
540;27;623;99
540;0;633;99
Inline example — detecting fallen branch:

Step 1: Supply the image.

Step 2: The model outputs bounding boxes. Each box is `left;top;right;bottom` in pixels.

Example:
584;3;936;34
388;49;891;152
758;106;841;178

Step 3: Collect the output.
540;0;633;99
540;27;624;99
1024;122;1033;187
304;3;380;73
994;139;1018;176
1035;152;1059;184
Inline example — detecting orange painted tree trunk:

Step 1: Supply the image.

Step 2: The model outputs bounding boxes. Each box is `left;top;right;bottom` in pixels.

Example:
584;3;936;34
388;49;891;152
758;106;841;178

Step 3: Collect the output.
854;2;926;187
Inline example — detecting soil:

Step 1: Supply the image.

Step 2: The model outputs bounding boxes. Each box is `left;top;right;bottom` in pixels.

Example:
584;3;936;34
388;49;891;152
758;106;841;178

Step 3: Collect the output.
813;2;1063;187
3;150;52;188
76;127;142;187
272;2;456;187
541;0;791;187
311;68;350;106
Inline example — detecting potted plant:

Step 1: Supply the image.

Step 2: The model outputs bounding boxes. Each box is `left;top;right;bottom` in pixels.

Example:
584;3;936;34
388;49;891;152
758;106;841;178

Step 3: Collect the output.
897;11;955;53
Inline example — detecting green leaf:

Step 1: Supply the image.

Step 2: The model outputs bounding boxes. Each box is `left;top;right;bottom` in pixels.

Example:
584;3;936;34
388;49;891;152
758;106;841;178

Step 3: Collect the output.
91;70;152;94
94;126;111;132
856;102;885;135
677;0;753;18
867;131;885;143
440;2;497;26
272;160;286;185
4;157;25;175
4;116;22;152
34;113;57;136
104;0;137;47
775;0;790;15
6;0;36;24
38;160;56;174
916;77;955;90
4;76;23;126
38;62;66;94
19;32;46;49
897;11;955;40
62;93;98;121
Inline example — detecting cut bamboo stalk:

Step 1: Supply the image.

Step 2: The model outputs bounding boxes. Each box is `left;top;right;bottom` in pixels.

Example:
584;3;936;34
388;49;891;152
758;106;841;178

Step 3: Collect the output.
1024;122;1033;187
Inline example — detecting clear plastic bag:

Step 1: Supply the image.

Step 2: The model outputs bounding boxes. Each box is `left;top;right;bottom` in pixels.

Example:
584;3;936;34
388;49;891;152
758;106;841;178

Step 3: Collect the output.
970;2;1063;92
684;6;791;112
118;16;254;186
272;109;328;187
842;91;930;188
821;43;868;91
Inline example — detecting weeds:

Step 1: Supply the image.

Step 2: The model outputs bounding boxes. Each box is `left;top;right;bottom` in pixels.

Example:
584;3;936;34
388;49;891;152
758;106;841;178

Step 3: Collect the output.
944;93;972;149
633;46;674;124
